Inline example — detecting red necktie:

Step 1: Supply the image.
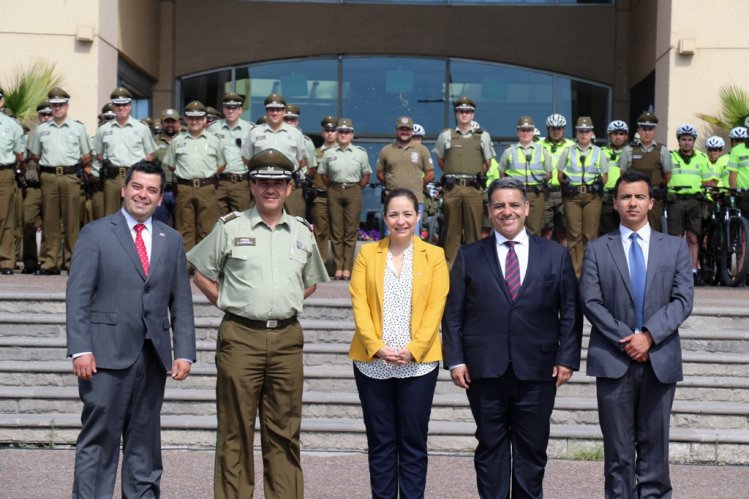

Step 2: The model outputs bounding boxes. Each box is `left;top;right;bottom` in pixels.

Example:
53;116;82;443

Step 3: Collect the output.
134;223;150;276
504;241;520;301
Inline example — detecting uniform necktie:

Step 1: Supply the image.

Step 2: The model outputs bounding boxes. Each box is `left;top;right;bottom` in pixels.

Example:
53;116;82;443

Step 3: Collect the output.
629;232;646;328
134;223;150;276
504;241;520;302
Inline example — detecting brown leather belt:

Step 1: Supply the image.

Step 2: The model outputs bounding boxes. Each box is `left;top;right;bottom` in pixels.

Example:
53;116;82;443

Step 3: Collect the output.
218;172;249;183
226;312;298;330
331;182;358;189
176;176;218;188
0;163;15;171
103;165;129;179
41;165;77;175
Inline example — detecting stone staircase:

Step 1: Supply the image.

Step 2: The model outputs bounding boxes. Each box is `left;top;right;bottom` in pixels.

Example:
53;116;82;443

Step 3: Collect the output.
0;290;747;464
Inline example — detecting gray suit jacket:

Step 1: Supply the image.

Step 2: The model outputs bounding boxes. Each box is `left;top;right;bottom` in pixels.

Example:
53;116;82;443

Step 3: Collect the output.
580;229;693;384
66;211;195;371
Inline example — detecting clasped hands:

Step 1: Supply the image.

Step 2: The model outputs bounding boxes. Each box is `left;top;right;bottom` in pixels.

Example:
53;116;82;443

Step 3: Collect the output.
620;330;653;363
375;346;413;366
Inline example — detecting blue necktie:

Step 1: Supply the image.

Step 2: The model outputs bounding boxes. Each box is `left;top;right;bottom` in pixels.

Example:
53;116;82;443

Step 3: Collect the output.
629;232;646;329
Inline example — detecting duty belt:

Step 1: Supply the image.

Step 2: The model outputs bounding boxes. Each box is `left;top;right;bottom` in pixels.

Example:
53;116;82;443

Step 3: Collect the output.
176;176;218;188
227;312;298;330
0;163;15;171
332;182;358;189
444;174;477;188
41;165;77;175
568;184;598;195
547;186;562;193
103;164;129;179
219;172;249;183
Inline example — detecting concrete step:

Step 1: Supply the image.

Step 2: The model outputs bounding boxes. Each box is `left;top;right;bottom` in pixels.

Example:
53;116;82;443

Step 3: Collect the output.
1;413;747;464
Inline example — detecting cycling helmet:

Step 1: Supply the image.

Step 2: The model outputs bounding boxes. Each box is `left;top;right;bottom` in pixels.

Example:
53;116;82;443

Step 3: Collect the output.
606;120;629;134
705;136;725;149
675;124;697;138
545;113;567;128
412;123;426;137
729;127;748;139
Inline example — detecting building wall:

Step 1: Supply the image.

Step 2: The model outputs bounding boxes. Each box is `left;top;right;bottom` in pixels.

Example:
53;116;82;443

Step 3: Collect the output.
118;0;161;78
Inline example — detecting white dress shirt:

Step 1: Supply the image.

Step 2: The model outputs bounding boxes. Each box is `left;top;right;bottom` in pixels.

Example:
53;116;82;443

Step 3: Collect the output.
619;223;650;271
494;229;530;285
122;208;153;260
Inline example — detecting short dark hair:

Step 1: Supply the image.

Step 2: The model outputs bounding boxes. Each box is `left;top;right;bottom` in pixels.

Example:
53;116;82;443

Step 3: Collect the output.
383;188;419;213
125;160;166;193
487;177;527;203
614;170;653;198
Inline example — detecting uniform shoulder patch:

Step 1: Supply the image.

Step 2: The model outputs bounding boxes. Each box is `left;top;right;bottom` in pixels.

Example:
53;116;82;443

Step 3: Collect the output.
355;145;367;152
294;216;313;232
219;211;241;224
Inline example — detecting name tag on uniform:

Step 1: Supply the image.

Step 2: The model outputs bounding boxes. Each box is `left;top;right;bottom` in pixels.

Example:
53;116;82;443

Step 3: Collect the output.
234;237;255;246
102;130;113;137
177;143;187;149
255;135;266;141
215;133;224;139
39;131;50;136
632;154;642;160
329;155;337;161
411;152;419;163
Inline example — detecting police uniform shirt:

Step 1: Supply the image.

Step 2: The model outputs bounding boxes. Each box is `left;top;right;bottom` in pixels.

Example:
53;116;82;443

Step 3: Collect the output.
0;113;25;163
318;144;371;183
94;117;157;166
89;135;101;176
29;118;91;166
555;144;609;181
240;122;306;168
432;128;495;162
497;143;553;176
186;208;329;320
163;130;225;179
619;142;673;173
727;143;749;188
208;118;253;174
155;135;175;183
376;141;433;203
303;135;318;169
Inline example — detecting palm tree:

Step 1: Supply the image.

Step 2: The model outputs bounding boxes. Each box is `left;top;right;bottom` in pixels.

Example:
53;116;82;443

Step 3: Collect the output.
2;61;63;126
696;84;749;131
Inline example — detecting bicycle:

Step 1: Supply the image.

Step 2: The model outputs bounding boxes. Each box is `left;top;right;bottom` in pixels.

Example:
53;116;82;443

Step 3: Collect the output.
699;187;749;286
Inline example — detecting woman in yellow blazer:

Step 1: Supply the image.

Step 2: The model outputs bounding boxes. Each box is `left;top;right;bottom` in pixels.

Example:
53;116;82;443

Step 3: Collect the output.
349;188;449;499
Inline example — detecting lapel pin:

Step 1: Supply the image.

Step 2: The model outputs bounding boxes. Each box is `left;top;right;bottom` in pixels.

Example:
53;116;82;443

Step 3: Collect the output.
159;232;165;237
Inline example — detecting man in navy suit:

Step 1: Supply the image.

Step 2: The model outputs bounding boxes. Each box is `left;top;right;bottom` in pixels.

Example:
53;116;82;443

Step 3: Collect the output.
442;177;582;498
581;170;693;498
66;160;196;498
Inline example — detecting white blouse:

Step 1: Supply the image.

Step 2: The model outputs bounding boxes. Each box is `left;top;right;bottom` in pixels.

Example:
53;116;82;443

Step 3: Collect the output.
354;242;439;379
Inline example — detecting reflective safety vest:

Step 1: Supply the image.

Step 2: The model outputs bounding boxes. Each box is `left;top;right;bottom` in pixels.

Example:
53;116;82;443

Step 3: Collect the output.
668;150;706;194
505;143;546;186
563;146;603;186
443;130;484;175
602;146;623;190
542;138;574;187
710;154;730;188
728;143;749;189
485;157;500;187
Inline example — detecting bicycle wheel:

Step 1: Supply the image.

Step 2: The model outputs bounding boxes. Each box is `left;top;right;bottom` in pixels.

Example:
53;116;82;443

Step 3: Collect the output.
700;220;720;285
720;215;749;286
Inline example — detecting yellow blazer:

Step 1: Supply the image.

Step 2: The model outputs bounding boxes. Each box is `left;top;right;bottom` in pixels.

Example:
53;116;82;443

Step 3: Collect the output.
348;237;449;363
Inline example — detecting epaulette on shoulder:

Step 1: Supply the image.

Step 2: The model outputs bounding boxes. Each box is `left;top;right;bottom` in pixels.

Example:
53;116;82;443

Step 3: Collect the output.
219;211;241;224
294;216;313;232
355;144;367;152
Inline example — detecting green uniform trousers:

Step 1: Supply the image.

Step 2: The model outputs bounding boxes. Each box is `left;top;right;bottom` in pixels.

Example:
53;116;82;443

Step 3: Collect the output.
650;198;664;232
21;186;42;271
667;195;702;236
175;183;219;253
0;169;16;269
442;184;483;268
214;315;304;499
285;185;306;219
524;190;545;237
311;193;330;265
328;183;361;273
39;171;81;270
103;175;125;216
564;191;602;277
217;178;251;215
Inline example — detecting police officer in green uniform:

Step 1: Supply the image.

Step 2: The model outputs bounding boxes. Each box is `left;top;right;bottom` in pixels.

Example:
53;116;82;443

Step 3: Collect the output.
497;116;553;236
432;96;495;267
153;108;181;226
163;101;226;253
540;113;575;243
209;92;254;216
668;124;711;285
187;148;328;499
705;136;729;188
28;87;92;275
557;116;608;277
728;126;749;214
0;87;25;274
619;111;672;231
311;115;337;269
319;118;371;280
376;115;434;235
85;104;116;223
205;106;222;127
282;103;317;218
599;120;629;235
94;87;157;216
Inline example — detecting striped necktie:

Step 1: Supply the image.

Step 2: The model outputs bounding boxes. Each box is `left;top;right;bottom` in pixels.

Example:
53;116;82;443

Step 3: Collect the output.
504;241;520;301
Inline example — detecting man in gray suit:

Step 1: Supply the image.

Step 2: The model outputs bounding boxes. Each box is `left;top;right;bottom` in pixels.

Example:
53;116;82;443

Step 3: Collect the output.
581;170;693;498
66;160;196;498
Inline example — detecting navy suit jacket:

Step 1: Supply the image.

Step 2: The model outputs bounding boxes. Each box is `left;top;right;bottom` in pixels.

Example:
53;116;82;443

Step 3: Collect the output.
442;232;582;381
580;229;693;384
66;211;196;372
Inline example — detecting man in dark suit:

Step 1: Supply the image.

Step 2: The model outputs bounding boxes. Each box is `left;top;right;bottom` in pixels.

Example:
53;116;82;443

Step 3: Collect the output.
581;170;693;498
66;160;196;498
442;176;582;498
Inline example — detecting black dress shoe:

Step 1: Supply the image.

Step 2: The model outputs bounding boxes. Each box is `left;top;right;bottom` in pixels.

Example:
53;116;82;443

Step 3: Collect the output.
21;266;39;275
0;268;13;275
34;267;61;276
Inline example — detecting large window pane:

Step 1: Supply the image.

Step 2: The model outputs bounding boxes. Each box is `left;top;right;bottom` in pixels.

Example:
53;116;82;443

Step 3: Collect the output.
342;57;446;137
240;59;339;133
179;69;232;112
555;77;610;139
449;60;554;138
